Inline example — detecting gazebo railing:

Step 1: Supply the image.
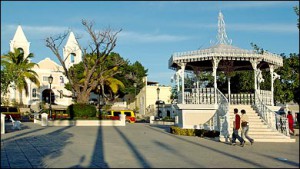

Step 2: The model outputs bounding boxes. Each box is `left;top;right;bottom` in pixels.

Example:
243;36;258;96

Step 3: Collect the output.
253;91;290;136
177;88;215;104
215;88;230;138
257;89;273;106
225;93;254;105
201;88;230;140
178;90;272;106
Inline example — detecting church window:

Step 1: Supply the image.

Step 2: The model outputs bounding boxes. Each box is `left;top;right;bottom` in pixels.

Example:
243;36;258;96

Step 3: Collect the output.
71;53;75;63
32;88;37;97
60;90;63;98
60;76;64;84
43;76;49;82
18;48;24;54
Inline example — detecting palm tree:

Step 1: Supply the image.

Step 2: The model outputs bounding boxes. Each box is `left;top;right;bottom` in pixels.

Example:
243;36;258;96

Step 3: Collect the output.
1;48;40;106
100;75;125;101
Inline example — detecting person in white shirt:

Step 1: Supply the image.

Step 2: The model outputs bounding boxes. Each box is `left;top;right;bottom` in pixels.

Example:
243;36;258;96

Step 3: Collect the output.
240;109;254;145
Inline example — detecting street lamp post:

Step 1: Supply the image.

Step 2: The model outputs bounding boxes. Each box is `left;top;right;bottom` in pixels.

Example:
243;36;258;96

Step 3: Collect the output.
156;87;160;118
133;83;137;112
48;74;53;120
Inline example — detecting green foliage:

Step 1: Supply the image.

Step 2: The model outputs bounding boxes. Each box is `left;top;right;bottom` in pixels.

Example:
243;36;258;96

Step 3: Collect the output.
66;103;97;119
1;97;10;106
11;99;18;107
1;48;40;105
170;126;220;137
162;116;175;122
294;6;299;29
115;58;148;97
274;53;299;104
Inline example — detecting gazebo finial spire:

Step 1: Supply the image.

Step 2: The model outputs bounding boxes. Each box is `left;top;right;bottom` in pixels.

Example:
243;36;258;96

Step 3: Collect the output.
215;11;232;45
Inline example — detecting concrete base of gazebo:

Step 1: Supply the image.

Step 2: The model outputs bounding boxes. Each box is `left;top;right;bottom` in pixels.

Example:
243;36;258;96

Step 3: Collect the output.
174;104;217;129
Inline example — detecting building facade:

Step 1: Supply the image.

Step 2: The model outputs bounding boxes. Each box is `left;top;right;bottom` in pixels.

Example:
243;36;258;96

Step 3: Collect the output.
127;77;174;117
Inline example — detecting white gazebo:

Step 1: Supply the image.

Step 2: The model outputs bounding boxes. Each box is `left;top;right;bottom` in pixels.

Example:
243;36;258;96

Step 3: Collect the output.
168;11;287;141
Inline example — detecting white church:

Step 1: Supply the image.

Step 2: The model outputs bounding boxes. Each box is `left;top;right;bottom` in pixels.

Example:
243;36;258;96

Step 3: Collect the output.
2;25;83;108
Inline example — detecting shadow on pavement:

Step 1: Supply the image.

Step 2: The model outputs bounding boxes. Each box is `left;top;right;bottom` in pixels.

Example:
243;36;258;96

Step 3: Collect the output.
1;124;73;168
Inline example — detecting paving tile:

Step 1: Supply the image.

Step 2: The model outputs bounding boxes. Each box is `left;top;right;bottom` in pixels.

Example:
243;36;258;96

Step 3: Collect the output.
0;165;10;168
10;164;32;168
32;165;46;168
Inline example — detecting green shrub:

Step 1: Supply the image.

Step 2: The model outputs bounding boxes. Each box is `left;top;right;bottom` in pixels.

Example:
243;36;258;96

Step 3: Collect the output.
162;116;175;122
66;103;97;119
170;126;220;137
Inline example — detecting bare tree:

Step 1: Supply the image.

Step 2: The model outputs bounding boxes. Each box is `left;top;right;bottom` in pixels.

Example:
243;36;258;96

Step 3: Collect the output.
45;20;122;103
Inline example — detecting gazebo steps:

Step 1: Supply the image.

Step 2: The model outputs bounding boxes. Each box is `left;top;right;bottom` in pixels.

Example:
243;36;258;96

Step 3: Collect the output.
220;137;296;143
225;104;295;143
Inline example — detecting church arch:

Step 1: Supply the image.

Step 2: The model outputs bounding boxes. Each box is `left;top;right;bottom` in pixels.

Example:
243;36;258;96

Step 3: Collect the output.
42;89;55;104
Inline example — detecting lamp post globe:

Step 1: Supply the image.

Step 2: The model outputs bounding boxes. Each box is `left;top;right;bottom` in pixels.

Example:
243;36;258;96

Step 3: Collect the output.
48;74;53;120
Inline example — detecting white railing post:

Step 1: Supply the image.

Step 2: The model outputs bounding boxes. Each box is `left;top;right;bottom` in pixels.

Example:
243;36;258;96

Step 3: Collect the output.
150;116;155;124
33;112;39;123
1;114;6;134
41;113;48;126
119;114;126;126
175;116;178;125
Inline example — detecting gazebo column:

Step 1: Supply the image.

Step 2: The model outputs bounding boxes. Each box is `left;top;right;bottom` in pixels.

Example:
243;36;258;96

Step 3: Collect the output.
212;58;220;104
175;69;180;92
227;77;231;104
271;66;280;106
180;63;186;104
177;74;180;92
269;65;274;106
251;60;258;101
257;69;264;91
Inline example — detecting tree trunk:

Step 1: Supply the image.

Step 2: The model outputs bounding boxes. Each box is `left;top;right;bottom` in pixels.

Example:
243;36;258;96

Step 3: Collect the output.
76;92;90;104
19;90;24;107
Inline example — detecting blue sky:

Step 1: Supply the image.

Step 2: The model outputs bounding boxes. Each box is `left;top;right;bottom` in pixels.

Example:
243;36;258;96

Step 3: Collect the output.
1;1;299;86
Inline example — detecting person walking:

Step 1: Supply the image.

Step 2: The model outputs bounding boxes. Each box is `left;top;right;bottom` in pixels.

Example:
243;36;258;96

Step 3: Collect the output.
231;108;245;147
240;109;254;145
287;111;294;135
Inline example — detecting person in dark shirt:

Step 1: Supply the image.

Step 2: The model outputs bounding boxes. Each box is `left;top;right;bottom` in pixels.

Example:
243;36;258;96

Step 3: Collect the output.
231;108;245;146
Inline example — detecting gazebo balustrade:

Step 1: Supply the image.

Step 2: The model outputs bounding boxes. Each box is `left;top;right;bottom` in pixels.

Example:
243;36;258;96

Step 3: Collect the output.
178;88;273;106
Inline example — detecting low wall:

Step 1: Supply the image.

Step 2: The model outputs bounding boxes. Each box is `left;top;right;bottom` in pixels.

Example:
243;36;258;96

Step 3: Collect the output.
151;120;174;125
35;114;126;126
35;119;125;126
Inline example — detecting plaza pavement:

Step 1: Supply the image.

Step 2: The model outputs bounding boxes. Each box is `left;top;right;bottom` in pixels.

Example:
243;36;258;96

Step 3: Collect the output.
1;122;299;168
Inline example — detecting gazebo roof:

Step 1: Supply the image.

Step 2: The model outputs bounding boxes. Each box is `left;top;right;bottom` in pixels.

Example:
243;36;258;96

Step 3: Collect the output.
168;12;283;72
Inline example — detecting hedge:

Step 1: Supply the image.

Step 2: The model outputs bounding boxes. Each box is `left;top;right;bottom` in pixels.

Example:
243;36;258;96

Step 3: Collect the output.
66;103;97;119
170;126;220;137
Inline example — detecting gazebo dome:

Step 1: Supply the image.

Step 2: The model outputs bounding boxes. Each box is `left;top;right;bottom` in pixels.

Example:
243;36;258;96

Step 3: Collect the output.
169;12;283;72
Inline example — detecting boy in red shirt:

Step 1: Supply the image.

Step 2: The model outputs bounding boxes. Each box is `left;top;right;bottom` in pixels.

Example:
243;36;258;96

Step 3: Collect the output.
231;108;245;146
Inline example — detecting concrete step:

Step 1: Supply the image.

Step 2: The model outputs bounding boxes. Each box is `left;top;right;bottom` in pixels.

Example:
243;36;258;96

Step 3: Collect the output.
230;113;259;117
249;138;296;142
229;117;263;121
220;137;296;142
229;128;274;132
